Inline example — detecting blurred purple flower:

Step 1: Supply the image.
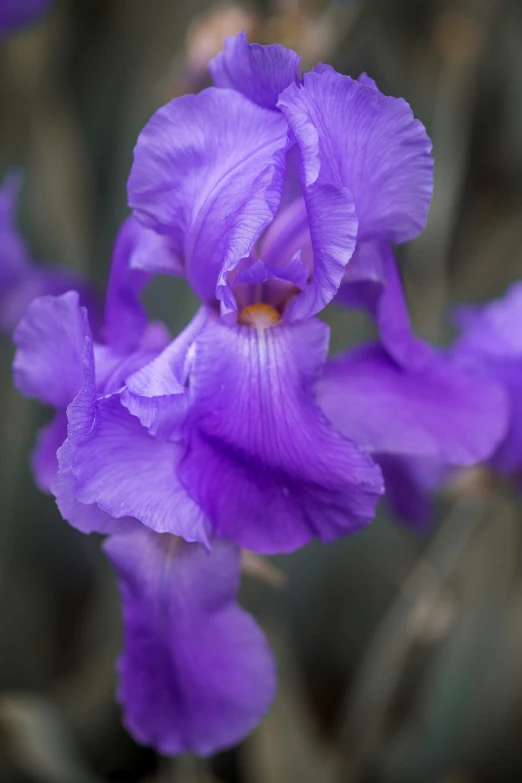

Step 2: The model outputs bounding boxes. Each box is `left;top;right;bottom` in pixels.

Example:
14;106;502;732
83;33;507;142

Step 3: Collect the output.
0;0;48;37
344;272;514;529
0;171;96;334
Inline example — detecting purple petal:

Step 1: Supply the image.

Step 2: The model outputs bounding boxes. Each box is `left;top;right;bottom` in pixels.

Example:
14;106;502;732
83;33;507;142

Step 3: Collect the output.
121;308;208;439
317;342;508;465
53;469;140;535
337;241;432;369
486;362;522;475
128;88;288;305
104;530;275;756
61;394;210;543
284;182;358;320
450;283;522;476
452;281;522;360
13;291;90;408
180;316;383;554
209;30;300;110
278;69;433;243
31;412;68;493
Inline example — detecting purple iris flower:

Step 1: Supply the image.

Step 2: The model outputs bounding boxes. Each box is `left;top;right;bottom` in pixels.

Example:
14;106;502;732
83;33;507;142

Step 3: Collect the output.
0;171;96;334
106;31;502;551
13;220;275;755
12;33;510;754
0;0;48;37
118;31;439;553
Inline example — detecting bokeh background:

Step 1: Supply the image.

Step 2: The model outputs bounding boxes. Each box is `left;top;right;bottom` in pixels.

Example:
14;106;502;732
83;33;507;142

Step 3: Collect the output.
1;0;522;781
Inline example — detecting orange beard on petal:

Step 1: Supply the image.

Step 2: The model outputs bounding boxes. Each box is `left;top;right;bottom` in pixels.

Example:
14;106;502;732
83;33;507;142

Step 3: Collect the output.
238;303;281;328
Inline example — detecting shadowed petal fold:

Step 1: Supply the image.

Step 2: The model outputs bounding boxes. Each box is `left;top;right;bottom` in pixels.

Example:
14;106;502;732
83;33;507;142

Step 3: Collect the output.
104;530;276;756
180;316;383;554
128;88;288;305
210;31;300;110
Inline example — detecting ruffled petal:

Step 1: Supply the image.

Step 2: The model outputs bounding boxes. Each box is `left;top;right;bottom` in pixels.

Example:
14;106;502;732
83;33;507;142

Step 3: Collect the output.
180;316;383;554
128;88;288;305
59;395;210;544
210;31;300;110
278;69;433;244
13;291;90;408
120;308;208;439
317;342;508;465
104;529;275;756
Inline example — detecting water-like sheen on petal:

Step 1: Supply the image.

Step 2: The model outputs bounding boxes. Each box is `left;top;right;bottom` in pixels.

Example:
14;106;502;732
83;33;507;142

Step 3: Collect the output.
105;530;276;756
210;31;300;110
180;315;383;554
128;88;288;305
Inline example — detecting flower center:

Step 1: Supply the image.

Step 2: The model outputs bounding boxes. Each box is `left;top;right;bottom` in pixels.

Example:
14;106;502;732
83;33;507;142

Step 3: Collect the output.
239;303;280;328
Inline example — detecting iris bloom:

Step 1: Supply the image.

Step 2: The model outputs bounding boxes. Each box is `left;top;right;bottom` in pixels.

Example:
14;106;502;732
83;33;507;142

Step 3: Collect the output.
12;33;509;755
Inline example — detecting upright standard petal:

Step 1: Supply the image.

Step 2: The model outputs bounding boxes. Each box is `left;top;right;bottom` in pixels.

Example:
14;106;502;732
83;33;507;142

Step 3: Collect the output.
13;291;89;408
128;88;288;305
210;31;300;110
278;70;433;243
104;530;275;756
180;315;383;554
317;343;508;466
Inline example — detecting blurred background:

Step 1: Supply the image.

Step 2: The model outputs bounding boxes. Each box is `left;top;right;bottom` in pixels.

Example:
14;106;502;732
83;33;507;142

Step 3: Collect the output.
1;0;522;781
